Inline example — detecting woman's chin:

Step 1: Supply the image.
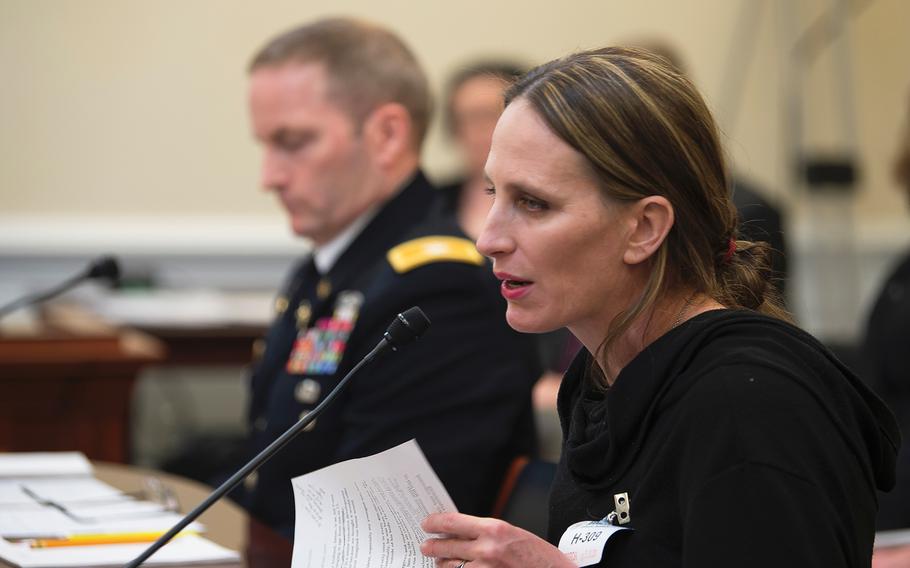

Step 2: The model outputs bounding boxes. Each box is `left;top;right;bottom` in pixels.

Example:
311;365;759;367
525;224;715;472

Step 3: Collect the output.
505;309;559;334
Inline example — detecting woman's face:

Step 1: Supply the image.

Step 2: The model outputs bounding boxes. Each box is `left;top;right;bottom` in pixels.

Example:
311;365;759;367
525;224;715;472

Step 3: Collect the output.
476;99;641;336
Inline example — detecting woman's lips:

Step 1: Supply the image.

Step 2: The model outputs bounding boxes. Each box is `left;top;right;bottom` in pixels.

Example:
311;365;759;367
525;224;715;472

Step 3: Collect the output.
494;272;534;300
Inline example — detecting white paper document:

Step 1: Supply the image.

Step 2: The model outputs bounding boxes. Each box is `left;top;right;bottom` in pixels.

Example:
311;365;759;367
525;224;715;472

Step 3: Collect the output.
0;452;236;566
0;477;201;539
0;535;239;567
0;477;125;505
0;453;92;478
0;508;203;540
291;440;457;568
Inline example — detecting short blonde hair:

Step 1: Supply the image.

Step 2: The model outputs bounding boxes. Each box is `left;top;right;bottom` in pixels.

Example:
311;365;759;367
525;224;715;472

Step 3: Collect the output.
250;17;432;150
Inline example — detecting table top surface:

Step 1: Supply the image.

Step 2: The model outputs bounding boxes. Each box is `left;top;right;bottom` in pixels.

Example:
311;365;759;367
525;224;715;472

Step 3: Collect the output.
95;462;293;568
0;462;292;568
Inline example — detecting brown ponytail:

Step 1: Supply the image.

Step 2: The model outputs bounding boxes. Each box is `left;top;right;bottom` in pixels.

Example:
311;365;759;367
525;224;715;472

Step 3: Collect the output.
717;239;791;322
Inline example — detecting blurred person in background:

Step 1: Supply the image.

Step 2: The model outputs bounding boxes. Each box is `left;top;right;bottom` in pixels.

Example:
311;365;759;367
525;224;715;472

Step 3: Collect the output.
237;18;540;537
438;60;580;462
437;61;526;239
864;91;910;536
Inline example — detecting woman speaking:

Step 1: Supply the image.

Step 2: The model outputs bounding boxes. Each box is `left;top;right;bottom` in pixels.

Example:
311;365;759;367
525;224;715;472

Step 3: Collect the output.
421;47;899;567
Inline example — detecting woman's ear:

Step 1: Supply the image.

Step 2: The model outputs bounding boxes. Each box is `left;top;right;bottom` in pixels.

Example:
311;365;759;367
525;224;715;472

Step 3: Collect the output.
363;102;412;167
623;196;674;265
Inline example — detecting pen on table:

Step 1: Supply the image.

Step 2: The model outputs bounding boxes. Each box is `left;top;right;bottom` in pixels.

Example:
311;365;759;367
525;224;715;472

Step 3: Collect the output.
28;531;198;548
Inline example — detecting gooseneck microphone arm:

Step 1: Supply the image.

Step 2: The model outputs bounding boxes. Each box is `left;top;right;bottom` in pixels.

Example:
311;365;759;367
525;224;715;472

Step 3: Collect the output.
124;306;431;568
0;255;120;320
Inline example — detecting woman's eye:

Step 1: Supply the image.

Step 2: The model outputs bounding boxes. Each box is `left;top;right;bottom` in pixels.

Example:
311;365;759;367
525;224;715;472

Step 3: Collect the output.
518;195;549;212
483;186;496;197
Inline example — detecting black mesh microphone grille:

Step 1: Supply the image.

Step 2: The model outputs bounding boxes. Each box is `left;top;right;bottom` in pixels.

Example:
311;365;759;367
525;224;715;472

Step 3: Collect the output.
383;307;431;349
86;255;120;283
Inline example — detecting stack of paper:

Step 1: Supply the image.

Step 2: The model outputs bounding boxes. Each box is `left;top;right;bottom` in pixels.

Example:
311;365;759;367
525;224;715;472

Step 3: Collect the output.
0;452;239;567
0;452;92;478
0;536;238;568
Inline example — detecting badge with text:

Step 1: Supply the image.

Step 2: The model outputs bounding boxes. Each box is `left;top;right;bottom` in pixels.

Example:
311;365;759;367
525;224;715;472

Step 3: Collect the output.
558;519;631;567
286;291;364;375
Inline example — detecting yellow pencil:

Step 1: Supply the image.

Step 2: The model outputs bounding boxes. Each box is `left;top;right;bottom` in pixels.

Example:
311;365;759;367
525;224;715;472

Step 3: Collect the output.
29;531;197;548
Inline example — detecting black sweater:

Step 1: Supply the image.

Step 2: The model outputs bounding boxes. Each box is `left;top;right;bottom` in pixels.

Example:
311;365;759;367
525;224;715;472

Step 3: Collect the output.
549;309;899;567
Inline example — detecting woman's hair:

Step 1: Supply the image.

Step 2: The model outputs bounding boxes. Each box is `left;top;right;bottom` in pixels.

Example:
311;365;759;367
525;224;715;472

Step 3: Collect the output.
505;46;789;383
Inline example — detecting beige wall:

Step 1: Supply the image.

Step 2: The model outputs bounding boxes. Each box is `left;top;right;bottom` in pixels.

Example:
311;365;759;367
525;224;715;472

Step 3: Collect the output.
1;0;908;229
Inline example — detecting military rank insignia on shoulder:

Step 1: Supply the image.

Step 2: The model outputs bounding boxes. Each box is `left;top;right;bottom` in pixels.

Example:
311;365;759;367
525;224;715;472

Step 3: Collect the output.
386;236;485;274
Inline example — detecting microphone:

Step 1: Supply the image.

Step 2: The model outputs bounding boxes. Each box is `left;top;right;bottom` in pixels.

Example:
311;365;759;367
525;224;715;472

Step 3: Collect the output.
383;306;431;350
125;306;431;568
0;255;120;320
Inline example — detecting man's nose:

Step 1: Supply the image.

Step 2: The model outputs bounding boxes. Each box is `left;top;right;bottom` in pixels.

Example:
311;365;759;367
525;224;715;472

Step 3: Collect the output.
260;149;289;191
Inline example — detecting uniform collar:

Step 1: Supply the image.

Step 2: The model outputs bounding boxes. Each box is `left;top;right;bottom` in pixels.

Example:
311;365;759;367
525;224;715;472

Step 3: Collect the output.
318;170;434;293
312;171;420;275
313;205;380;274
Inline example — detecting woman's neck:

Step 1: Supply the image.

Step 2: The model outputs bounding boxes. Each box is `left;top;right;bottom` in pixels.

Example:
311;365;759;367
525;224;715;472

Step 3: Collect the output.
571;289;725;385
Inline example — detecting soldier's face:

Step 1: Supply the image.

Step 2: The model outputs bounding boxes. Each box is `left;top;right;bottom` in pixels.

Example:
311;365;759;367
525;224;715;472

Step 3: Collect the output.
249;62;377;245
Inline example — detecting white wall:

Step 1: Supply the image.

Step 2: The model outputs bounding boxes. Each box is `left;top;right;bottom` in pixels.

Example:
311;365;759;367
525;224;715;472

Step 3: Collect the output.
2;0;908;215
2;0;909;340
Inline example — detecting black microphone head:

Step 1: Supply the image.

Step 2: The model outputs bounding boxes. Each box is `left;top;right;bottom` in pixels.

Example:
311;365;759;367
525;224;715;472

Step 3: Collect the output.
86;255;120;284
382;307;431;349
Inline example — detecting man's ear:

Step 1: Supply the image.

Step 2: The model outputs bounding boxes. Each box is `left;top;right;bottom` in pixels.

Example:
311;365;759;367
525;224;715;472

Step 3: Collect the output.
363;102;412;167
623;196;674;265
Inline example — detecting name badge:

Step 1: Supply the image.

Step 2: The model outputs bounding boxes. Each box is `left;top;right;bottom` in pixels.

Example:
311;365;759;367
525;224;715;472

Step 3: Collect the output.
558;519;631;567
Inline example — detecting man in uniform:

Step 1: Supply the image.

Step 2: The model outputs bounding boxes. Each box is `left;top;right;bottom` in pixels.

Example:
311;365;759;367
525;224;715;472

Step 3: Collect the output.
239;18;539;537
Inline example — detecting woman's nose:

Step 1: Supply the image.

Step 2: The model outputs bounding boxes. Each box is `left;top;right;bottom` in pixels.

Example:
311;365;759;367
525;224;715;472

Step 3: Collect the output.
475;205;513;259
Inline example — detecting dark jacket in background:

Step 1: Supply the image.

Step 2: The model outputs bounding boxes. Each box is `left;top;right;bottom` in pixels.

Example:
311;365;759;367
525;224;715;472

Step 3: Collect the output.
863;251;910;530
731;178;788;298
240;172;540;536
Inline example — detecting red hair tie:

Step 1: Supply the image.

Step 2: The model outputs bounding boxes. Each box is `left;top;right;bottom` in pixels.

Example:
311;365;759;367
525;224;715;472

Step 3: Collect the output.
723;238;737;264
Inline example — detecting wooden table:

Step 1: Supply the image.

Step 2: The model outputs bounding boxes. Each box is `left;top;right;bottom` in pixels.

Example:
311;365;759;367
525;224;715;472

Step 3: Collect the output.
94;462;292;568
0;306;164;463
135;324;265;366
0;462;291;568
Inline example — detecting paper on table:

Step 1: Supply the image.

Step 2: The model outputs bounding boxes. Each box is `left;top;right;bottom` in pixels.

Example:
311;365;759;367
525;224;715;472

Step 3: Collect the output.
0;508;204;540
0;453;92;478
0;476;202;539
0;535;239;567
291;440;457;568
0;477;126;505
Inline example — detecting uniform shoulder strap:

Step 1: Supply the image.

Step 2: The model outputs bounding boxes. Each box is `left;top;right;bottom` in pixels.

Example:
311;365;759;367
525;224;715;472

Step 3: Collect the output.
386;236;485;274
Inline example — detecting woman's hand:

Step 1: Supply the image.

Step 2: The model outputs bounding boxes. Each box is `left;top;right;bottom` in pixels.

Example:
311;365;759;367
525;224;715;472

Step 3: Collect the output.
421;512;576;568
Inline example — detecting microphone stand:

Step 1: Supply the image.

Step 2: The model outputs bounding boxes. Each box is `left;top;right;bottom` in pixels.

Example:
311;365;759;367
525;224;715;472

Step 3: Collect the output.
125;307;429;567
0;256;120;320
0;272;90;320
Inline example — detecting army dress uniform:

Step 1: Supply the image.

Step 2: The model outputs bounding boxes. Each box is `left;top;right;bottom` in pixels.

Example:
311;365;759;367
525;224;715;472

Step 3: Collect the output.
239;171;539;536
